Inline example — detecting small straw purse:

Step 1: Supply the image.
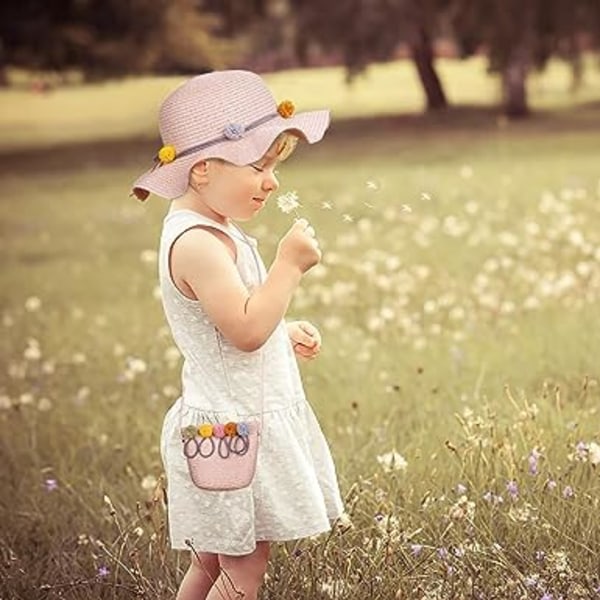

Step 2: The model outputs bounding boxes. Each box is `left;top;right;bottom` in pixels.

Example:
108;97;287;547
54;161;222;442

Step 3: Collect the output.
179;335;263;491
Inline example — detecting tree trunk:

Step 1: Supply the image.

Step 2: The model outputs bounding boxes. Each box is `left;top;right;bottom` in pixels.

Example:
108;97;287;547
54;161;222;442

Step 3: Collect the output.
501;46;530;118
408;24;448;112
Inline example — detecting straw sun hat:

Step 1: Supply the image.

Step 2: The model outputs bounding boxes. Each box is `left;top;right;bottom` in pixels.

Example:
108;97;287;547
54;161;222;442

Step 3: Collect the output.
131;70;330;201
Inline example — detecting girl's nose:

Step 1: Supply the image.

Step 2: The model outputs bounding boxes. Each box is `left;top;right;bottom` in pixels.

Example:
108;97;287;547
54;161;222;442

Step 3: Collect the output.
262;171;279;193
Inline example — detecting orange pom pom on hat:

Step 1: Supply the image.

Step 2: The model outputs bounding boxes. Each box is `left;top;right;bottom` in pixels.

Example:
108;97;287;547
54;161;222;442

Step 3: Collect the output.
131;70;330;201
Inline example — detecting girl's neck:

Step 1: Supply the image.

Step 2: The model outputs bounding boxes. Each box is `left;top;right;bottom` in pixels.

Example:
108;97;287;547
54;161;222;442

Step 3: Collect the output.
170;191;229;226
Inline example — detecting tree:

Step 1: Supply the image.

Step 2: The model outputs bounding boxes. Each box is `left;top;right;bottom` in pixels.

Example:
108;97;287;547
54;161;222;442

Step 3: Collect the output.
0;0;238;81
451;0;600;117
290;0;450;112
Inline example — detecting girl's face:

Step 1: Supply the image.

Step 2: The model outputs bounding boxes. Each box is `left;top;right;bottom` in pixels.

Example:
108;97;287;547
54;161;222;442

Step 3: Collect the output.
201;148;280;222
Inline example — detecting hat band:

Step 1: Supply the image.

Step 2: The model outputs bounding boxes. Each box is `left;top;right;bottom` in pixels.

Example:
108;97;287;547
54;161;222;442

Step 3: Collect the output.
174;111;279;161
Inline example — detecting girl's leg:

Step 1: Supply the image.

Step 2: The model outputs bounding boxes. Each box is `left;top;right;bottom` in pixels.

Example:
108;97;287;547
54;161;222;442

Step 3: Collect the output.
205;542;270;600
176;551;220;600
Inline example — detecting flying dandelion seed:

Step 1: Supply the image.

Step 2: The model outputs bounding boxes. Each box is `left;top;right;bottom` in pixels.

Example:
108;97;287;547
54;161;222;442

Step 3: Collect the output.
420;192;431;201
342;214;354;223
321;201;333;210
366;180;380;191
400;204;412;213
277;190;301;215
363;201;375;209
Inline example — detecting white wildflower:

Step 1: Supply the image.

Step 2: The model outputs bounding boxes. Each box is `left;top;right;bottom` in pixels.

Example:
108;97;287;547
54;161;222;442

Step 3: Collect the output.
140;249;158;264
588;441;600;466
377;450;408;473
37;397;53;412
24;296;42;312
276;190;300;214
141;475;158;490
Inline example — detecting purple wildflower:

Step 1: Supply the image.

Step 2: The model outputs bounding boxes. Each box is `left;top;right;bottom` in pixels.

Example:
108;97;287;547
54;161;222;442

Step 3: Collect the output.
546;479;557;491
97;565;110;578
437;547;449;560
528;449;540;476
562;485;574;499
410;544;423;557
456;483;467;495
44;478;58;492
541;593;553;600
535;550;546;562
506;480;519;500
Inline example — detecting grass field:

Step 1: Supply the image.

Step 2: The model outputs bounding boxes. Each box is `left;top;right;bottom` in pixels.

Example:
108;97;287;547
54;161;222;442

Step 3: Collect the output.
1;58;600;599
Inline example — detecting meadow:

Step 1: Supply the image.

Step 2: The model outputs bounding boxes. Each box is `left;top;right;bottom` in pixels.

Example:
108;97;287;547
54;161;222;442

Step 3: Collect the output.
1;58;600;599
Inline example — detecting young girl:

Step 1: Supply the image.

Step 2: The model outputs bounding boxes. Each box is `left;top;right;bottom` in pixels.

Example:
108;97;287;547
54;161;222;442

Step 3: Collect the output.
131;70;344;600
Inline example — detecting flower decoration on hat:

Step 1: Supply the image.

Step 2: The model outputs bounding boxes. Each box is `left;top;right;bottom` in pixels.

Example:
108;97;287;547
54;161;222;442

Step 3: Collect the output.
223;123;246;140
277;100;295;119
157;144;176;165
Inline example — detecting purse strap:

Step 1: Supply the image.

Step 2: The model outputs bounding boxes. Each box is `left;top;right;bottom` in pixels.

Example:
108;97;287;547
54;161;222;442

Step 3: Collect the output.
178;220;266;434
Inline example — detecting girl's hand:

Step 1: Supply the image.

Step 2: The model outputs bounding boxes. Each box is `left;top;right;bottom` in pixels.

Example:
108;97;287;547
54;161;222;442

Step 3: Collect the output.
276;219;321;274
287;320;322;360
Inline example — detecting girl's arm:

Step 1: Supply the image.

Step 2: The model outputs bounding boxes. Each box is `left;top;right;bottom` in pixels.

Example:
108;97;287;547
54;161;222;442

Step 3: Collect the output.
171;219;319;352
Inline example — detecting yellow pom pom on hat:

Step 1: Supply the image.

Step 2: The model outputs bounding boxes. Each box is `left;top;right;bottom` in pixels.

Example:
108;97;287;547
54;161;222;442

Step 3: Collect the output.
157;144;176;164
131;70;330;201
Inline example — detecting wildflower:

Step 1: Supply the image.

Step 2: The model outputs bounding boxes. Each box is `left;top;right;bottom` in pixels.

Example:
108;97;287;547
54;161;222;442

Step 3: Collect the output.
535;550;546;562
44;478;58;492
456;483;467;495
506;480;519;500
141;475;158;490
410;544;423;557
25;296;42;312
545;479;557;491
97;565;110;578
528;449;541;476
276;191;301;214
437;547;449;560
588;441;600;466
37;397;53;412
140;249;158;264
540;593;552;600
376;450;408;473
562;485;574;499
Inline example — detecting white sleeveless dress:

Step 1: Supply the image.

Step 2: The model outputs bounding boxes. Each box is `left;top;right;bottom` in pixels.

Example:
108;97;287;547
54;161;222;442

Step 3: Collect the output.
159;209;344;555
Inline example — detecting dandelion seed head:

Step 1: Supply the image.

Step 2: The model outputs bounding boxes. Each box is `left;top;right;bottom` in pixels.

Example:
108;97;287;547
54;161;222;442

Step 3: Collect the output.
277;191;301;214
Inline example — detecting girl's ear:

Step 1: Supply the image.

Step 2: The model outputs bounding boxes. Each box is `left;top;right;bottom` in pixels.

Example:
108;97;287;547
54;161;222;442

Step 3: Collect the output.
189;160;210;188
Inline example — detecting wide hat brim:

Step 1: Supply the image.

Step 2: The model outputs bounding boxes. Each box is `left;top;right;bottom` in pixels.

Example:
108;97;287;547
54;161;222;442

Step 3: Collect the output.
131;109;330;201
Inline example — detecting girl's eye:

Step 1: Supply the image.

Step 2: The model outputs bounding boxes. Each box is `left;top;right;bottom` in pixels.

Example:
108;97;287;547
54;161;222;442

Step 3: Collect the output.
250;164;264;173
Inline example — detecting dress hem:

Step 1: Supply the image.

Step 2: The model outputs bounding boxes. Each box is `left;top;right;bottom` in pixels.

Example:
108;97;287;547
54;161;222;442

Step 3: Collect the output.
169;513;344;555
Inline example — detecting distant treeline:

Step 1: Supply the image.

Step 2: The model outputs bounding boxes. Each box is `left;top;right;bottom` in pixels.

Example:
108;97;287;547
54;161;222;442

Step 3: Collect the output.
1;0;599;116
